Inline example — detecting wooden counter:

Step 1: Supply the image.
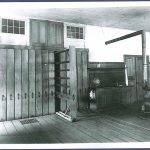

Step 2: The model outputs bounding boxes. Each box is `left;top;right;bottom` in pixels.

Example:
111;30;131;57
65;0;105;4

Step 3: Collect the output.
95;86;137;110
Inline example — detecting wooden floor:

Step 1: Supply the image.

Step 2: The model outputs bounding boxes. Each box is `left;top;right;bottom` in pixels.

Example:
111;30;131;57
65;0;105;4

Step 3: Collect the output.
0;111;150;143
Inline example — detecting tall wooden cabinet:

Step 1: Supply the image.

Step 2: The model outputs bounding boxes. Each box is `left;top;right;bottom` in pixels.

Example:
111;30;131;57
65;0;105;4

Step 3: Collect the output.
30;19;64;48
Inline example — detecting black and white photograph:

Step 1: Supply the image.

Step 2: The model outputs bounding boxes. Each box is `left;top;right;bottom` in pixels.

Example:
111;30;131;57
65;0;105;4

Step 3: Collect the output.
0;1;150;149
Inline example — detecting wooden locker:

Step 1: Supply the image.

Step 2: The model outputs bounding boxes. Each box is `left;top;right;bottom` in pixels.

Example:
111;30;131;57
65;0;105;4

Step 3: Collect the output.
49;52;55;114
42;50;49;115
82;50;88;110
35;50;43;116
22;50;29;118
14;50;21;119
7;49;15;120
0;49;6;121
29;50;36;117
76;51;83;111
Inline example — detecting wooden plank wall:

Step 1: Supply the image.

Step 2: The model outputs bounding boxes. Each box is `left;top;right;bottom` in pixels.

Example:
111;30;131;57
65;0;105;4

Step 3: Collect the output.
95;86;136;110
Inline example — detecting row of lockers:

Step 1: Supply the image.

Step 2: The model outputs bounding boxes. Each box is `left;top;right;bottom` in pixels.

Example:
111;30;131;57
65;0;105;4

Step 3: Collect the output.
0;49;55;121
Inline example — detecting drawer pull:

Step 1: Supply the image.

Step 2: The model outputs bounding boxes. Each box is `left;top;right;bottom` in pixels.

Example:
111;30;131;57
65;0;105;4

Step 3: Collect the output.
18;93;20;100
2;95;5;101
25;93;27;99
32;92;34;98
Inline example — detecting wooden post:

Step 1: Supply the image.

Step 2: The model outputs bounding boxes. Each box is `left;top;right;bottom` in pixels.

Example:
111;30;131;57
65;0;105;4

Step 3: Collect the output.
69;46;78;121
141;31;147;87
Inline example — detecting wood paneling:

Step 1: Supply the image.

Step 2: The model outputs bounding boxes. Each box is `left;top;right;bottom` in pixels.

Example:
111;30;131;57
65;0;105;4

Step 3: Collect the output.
35;50;43;116
42;50;49;115
29;50;35;117
7;49;15;120
0;49;6;121
48;52;55;114
14;50;21;119
96;86;136;110
21;50;29;118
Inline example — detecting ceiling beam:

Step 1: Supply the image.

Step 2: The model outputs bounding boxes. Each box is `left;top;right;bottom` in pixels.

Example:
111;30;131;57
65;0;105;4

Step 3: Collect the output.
105;30;143;45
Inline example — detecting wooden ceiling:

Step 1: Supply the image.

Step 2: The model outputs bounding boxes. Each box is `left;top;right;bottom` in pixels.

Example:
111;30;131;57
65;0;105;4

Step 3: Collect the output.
0;2;150;31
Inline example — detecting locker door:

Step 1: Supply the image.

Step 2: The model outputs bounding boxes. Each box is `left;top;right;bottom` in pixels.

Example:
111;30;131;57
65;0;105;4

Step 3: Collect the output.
15;50;21;119
22;50;29;118
35;50;42;116
76;51;83;111
49;52;55;114
42;50;49;115
82;50;88;109
0;49;6;121
135;56;144;101
29;50;35;117
7;49;15;120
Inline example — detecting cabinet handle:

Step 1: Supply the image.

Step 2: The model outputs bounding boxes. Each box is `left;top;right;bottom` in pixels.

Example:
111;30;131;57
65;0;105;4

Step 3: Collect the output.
85;88;86;93
69;90;70;95
51;91;53;96
72;94;75;101
18;93;20;100
80;89;82;93
2;95;5;101
38;92;40;97
45;91;47;97
25;93;27;99
10;94;12;100
32;92;34;98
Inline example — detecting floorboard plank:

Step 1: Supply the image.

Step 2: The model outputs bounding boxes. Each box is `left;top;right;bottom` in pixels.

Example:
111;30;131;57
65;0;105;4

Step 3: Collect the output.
36;116;68;143
3;121;18;135
0;122;7;135
49;114;109;143
100;115;150;141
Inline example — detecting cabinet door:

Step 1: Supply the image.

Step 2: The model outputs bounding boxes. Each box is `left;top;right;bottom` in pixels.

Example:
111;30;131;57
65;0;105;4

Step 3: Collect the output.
82;50;88;109
35;50;42;116
15;50;21;119
39;21;47;44
0;50;6;121
7;49;15;121
48;21;64;47
29;50;36;117
30;19;39;45
49;52;55;114
22;50;29;118
76;51;83;110
42;50;49;115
